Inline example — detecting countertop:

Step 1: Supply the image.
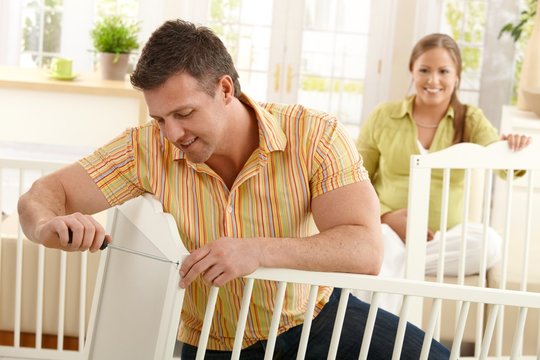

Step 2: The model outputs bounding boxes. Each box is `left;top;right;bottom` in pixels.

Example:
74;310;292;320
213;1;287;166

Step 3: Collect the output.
0;66;143;98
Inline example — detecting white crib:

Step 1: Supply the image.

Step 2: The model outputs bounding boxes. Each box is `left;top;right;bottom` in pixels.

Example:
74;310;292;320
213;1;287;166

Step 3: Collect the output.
1;140;539;359
0;154;102;359
405;141;540;358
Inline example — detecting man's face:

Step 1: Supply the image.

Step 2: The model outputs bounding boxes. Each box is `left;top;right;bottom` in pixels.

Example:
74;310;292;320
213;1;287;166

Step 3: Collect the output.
143;73;227;164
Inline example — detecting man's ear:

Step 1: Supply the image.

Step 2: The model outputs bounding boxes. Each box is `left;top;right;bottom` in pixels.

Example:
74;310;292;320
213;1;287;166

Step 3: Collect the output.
218;75;234;103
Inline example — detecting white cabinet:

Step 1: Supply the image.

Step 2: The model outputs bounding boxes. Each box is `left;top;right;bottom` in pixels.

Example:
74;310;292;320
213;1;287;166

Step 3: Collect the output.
492;106;540;281
500;105;540;142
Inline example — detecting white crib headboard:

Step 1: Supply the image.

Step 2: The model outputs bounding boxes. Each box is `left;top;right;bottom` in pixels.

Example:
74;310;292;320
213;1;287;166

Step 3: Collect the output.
83;194;189;360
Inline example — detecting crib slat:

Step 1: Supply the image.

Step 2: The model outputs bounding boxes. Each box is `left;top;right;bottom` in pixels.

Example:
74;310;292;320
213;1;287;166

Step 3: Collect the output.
36;245;45;349
14;169;25;348
264;281;287;360
500;170;514;290
57;251;67;350
35;169;48;350
419;298;441;360
475;169;493;356
478;169;493;289
231;278;255;360
358;292;380;360
196;286;220;360
457;169;472;285
450;300;470;360
454;169;472;335
495;171;514;356
436;168;451;283
456;169;472;339
510;307;528;359
78;251;88;352
480;304;500;358
327;288;350;360
391;295;410;360
296;285;319;360
520;171;535;292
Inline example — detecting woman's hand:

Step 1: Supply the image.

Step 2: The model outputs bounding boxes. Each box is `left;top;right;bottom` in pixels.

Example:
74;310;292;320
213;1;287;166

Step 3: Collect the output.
501;133;532;151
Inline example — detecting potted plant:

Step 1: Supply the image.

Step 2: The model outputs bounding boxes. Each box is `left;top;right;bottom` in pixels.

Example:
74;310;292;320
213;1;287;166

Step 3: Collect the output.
91;15;140;81
499;0;539;111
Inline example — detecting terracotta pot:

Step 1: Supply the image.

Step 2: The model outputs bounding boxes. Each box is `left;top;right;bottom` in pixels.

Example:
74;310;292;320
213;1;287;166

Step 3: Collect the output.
99;53;130;81
517;1;540;111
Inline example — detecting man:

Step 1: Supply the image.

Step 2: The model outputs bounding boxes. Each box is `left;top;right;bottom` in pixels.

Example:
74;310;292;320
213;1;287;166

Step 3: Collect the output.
18;20;449;359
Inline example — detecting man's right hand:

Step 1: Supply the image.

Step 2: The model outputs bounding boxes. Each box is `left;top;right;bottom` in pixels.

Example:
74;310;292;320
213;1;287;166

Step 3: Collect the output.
18;162;112;252
35;213;110;252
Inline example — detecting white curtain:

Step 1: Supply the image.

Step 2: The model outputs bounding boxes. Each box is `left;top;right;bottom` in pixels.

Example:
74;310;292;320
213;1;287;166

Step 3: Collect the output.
0;0;22;66
61;0;95;72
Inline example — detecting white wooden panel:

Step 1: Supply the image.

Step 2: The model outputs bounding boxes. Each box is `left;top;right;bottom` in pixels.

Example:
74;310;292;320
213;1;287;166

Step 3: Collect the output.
413;141;540;170
83;194;188;360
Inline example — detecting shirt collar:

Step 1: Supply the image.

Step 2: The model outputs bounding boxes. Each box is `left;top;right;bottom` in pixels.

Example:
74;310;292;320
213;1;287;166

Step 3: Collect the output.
240;93;287;154
171;93;287;162
391;95;455;120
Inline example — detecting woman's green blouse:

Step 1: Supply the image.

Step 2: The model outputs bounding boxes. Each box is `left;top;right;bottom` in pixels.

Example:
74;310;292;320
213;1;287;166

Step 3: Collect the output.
356;96;499;232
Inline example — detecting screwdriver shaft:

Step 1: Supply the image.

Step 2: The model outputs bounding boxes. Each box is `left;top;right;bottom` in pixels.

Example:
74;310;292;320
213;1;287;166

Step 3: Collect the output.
106;243;180;266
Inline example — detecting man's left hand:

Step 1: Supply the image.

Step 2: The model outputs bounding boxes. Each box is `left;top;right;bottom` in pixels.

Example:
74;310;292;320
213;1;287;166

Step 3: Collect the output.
178;237;262;288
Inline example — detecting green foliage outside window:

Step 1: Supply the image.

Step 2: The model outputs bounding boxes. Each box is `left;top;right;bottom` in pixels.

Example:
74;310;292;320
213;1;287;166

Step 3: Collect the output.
498;0;536;104
499;0;536;42
444;0;486;74
301;76;363;94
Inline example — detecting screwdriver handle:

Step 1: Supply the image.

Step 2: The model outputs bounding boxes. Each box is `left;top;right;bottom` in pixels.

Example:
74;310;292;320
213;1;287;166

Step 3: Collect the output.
67;228;109;250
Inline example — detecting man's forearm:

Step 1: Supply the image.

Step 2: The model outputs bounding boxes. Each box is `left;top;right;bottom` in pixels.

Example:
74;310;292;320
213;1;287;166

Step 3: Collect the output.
18;176;67;243
258;224;383;275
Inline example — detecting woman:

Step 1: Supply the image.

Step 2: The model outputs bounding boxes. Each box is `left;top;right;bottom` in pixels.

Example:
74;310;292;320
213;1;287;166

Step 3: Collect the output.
355;33;531;312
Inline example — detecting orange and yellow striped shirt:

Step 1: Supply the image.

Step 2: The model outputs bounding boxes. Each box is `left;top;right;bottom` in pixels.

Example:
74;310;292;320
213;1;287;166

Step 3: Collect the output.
79;94;368;350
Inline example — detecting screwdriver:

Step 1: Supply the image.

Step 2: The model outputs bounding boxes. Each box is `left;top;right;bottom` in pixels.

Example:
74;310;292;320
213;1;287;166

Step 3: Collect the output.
67;229;180;267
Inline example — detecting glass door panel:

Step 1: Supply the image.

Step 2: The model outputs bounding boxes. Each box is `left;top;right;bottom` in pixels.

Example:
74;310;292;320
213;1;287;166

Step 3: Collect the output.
202;0;381;137
207;0;274;100
298;0;372;130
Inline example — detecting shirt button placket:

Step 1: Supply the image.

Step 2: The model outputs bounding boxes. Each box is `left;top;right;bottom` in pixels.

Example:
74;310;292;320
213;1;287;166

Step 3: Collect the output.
225;192;235;236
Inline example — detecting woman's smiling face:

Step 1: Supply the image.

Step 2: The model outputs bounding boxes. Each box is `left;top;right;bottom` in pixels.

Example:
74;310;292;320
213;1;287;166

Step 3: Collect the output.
411;47;459;108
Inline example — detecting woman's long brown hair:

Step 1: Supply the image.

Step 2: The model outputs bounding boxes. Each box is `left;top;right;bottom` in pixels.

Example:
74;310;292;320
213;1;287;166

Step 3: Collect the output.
409;33;467;144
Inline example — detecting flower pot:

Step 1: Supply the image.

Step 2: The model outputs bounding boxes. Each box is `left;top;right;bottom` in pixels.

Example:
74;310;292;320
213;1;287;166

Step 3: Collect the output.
517;0;540;111
99;52;130;81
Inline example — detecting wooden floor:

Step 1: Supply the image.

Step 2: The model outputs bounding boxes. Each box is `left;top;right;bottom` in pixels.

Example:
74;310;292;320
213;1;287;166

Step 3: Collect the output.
0;330;78;350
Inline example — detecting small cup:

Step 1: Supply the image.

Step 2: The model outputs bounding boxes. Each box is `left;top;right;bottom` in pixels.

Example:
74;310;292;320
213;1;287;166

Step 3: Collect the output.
50;58;73;77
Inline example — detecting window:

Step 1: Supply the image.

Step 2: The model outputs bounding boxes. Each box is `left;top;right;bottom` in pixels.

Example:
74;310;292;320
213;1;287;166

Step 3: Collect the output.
20;0;64;68
204;0;385;138
207;0;274;101
440;0;489;106
15;0;139;70
95;0;138;19
430;0;520;128
299;0;371;131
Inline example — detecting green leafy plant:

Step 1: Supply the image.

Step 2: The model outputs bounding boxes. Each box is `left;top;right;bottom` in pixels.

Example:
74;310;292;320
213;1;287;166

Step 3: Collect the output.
91;15;140;62
499;0;537;42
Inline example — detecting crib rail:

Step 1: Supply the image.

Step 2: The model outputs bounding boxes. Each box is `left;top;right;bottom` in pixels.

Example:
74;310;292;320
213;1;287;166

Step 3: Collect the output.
189;269;540;360
406;141;540;357
0;156;100;359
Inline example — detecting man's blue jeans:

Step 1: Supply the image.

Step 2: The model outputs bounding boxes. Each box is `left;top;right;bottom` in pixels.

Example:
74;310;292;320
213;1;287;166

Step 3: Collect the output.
181;288;450;359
